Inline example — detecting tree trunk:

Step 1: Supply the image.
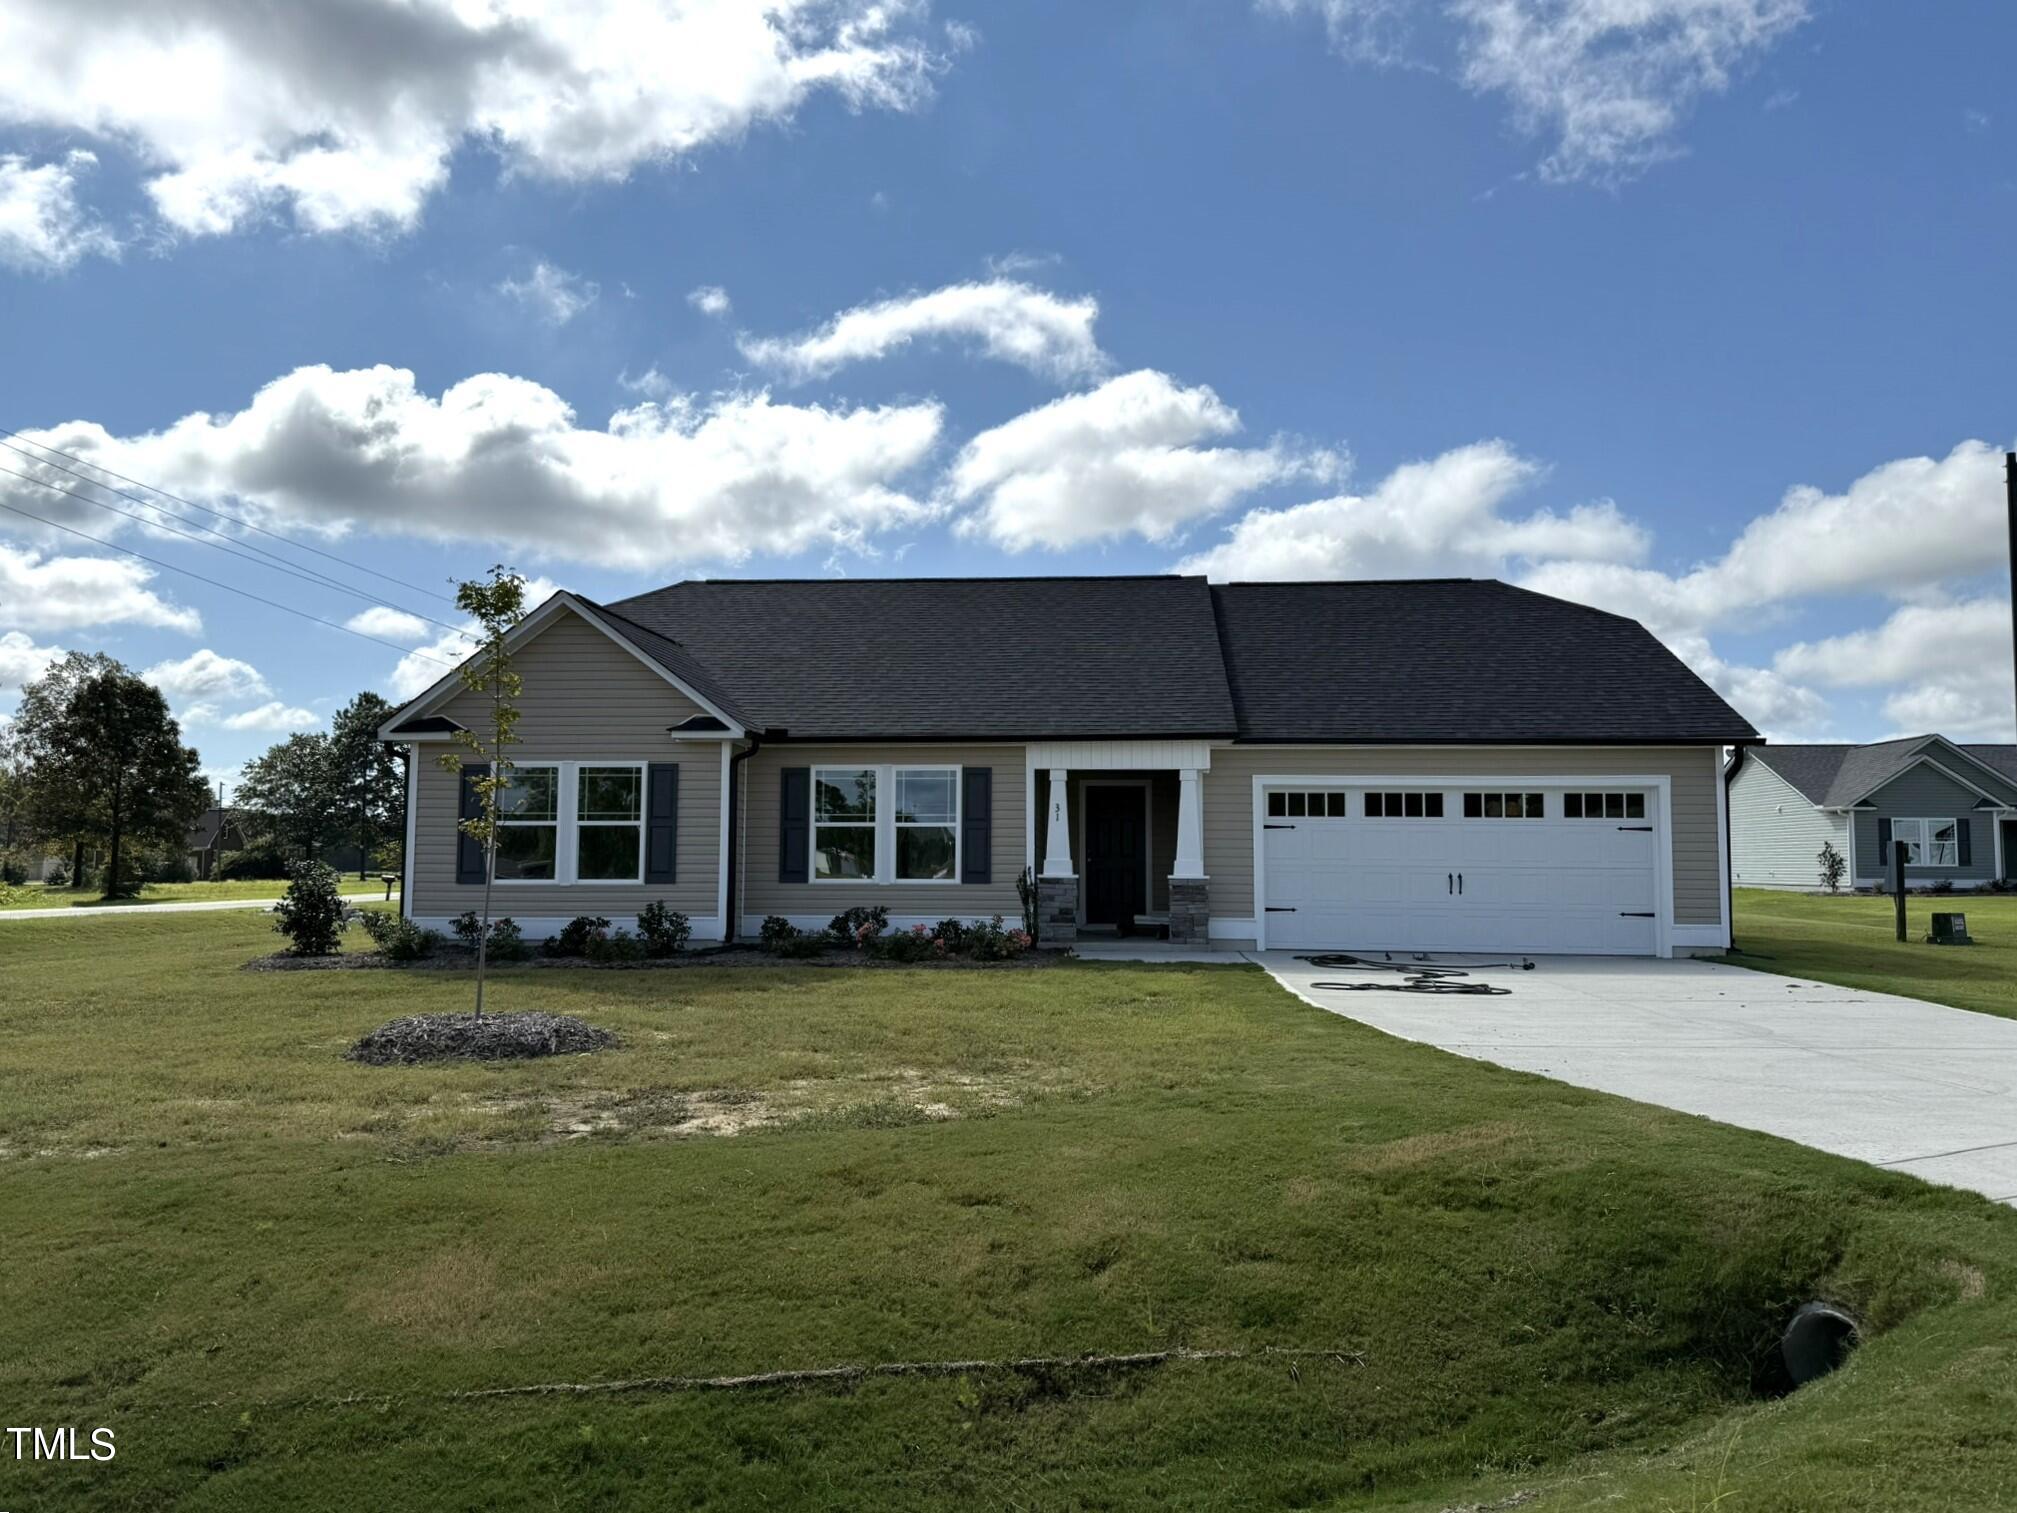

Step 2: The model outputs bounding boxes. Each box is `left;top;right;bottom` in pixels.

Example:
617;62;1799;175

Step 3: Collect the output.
70;838;83;889
104;774;124;901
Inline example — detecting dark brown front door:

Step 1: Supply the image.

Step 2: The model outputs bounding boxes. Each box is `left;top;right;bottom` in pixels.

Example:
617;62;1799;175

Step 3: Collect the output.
1084;785;1146;929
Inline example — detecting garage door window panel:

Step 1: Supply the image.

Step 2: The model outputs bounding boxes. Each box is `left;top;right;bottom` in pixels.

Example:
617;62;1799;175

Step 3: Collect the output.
1464;792;1545;819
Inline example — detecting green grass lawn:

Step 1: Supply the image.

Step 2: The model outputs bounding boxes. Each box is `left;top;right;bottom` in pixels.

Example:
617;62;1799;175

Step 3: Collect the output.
1;876;397;911
1732;887;2017;1022
3;911;2015;1510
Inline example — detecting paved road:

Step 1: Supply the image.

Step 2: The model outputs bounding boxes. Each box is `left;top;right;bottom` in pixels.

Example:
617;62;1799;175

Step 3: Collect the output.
0;892;393;922
1252;950;2017;1206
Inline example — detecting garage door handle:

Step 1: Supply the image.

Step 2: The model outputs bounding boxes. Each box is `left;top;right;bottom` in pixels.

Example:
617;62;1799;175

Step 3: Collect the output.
1619;911;1654;918
1617;825;1653;832
1457;872;1463;895
1264;823;1296;830
1447;872;1453;894
1265;906;1297;913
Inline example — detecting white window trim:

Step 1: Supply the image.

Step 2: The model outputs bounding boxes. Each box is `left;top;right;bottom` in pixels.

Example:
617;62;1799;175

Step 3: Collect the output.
493;759;648;887
810;763;963;885
1893;817;1961;869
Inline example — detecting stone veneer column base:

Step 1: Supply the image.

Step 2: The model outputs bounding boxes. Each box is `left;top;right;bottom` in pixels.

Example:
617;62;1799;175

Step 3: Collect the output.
1167;876;1209;944
1037;875;1080;947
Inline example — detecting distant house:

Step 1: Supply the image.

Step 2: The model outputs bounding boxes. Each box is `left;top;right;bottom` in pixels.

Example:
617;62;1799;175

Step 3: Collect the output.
185;808;249;880
1728;736;2017;890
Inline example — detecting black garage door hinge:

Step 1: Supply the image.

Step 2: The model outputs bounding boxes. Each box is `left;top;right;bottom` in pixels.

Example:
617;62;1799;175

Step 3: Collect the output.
1265;906;1297;913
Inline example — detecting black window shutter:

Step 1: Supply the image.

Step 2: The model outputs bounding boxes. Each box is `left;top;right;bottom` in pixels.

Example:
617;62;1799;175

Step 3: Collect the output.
456;762;489;884
1957;817;1972;867
961;767;991;884
1877;816;1892;866
646;763;679;883
779;767;810;884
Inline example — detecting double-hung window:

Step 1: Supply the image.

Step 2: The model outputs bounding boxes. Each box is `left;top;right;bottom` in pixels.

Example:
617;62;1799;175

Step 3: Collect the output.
494;766;559;880
487;760;648;884
1893;818;1959;867
814;768;878;880
811;765;961;883
576;766;644;882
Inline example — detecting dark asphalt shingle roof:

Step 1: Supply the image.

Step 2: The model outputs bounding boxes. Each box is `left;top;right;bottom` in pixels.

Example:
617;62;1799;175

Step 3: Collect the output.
1751;739;2017;806
1210;580;1759;744
600;576;1239;740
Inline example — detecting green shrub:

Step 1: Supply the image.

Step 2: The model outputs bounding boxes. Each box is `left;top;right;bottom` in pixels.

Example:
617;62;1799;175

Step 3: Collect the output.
43;860;70;889
963;915;1033;961
828;905;889;945
449;911;530;960
546;915;612;958
637;901;692;957
587;927;647;964
869;924;943;963
0;858;27;887
360;912;442;962
273;862;346;956
759;916;828;958
218;843;291;881
758;915;798;951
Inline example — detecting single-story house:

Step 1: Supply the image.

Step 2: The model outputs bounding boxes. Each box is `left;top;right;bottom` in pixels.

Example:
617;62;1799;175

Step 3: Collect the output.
1728;736;2017;891
378;576;1759;957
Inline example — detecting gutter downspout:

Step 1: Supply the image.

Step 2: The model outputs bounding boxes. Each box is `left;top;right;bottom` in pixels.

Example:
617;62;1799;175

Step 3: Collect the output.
1723;746;1742;953
724;737;762;943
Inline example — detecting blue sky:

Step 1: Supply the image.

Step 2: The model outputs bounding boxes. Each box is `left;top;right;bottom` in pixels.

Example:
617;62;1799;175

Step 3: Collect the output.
0;0;2012;786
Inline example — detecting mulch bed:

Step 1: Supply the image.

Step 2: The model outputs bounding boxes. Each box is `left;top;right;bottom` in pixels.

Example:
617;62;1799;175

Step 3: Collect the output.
247;946;1065;973
346;1011;619;1065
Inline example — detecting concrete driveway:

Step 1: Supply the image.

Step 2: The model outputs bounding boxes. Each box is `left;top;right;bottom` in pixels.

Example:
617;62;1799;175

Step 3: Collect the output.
1253;950;2017;1206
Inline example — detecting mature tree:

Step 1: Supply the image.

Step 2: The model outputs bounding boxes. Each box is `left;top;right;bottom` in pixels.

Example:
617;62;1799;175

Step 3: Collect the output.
14;651;120;880
329;691;404;878
440;566;529;1019
0;718;33;878
14;664;210;898
236;732;344;863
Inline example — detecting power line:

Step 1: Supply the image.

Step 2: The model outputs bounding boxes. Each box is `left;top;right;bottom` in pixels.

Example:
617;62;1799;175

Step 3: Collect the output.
0;497;457;669
0;425;457;604
0;463;465;637
0;437;461;633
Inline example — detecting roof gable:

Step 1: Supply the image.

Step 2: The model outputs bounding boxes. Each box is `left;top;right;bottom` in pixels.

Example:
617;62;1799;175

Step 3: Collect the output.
1749;736;2017;808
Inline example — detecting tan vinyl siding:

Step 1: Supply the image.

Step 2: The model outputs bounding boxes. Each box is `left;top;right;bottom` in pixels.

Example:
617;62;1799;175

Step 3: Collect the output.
1203;745;1725;926
740;744;1025;926
410;611;723;921
1729;758;1843;889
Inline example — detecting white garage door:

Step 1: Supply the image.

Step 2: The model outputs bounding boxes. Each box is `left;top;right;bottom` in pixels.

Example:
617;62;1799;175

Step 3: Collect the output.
1260;785;1662;955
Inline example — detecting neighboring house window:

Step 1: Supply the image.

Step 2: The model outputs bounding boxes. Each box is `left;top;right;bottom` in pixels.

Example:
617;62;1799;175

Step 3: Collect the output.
1364;791;1445;819
495;766;560;880
1565;792;1646;820
1463;792;1545;819
1893;818;1959;867
576;765;644;882
814;768;878;881
893;767;959;880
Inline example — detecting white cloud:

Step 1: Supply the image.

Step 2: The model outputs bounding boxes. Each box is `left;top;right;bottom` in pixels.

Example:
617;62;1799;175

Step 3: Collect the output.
0;150;120;272
498;260;597;325
0;629;61;690
345;606;434;645
740;280;1105;383
0;542;199;632
946;369;1337;552
688;284;732;317
385;573;563;702
4;365;946;571
220;701;320;733
0;1;951;239
1177;440;1646;580
1776;599;2016;742
142;648;269;703
1269;0;1809;183
1665;631;1827;741
1518;441;2008;638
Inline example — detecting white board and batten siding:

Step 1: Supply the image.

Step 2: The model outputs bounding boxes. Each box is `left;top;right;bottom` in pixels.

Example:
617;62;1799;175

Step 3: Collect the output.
1202;745;1728;955
1728;758;1844;891
408;612;727;936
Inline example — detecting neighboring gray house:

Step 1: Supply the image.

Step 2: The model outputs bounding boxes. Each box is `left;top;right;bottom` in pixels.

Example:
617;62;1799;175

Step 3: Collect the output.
379;576;1759;957
1728;737;2017;891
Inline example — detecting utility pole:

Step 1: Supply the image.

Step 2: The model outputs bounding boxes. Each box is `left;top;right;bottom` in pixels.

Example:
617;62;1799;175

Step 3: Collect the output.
2007;451;2016;731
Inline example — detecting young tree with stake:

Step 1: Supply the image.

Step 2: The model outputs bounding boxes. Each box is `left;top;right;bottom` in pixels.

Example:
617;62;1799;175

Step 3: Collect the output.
439;567;528;1019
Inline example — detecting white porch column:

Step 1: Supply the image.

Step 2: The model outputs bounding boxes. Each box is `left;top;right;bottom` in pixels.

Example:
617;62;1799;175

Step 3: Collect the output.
1041;768;1074;876
1172;767;1206;879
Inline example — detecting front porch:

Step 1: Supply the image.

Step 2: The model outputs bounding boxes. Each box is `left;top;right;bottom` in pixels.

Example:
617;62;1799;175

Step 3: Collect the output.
1031;746;1209;946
